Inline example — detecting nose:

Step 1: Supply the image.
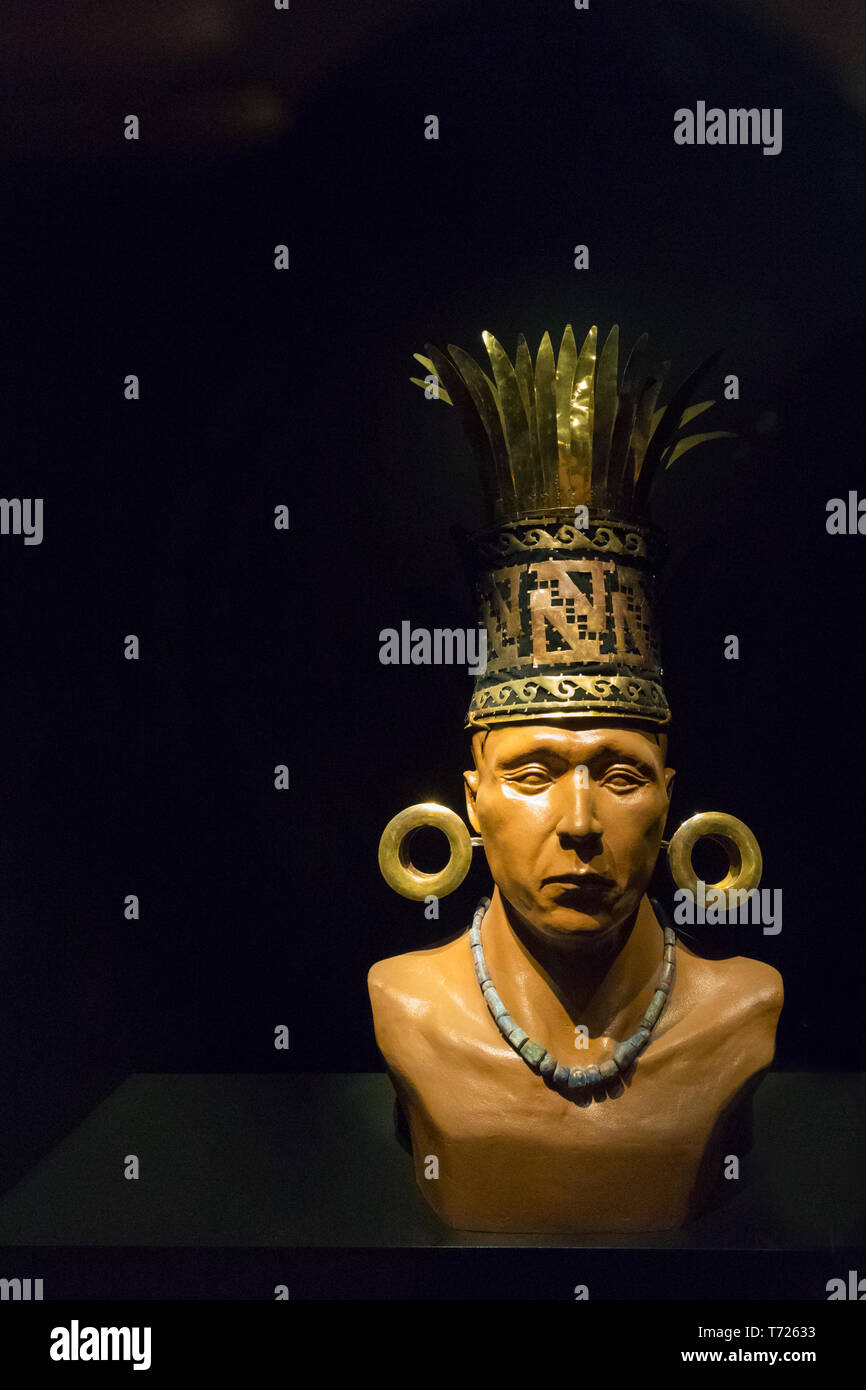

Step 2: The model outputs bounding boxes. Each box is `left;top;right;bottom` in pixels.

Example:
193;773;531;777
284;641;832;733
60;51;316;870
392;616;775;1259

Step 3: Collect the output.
555;773;603;843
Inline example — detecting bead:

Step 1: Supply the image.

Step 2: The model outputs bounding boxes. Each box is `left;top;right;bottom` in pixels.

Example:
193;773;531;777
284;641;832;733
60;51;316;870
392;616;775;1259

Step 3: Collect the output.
598;1059;619;1082
473;960;490;988
481;978;495;992
644;995;664;1028
641;997;661;1028
484;989;508;1020
553;1063;570;1086
584;1064;602;1086
539;1053;557;1077
567;1067;589;1089
664;945;676;963
520;1039;546;1070
642;989;667;1027
613;1041;638;1070
498;1014;515;1034
507;1024;529;1051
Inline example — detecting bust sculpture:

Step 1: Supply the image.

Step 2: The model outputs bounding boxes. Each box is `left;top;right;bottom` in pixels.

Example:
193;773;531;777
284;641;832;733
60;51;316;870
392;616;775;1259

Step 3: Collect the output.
368;322;783;1233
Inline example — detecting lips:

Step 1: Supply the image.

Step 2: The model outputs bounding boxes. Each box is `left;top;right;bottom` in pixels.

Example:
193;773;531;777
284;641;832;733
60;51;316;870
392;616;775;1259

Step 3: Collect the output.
542;873;614;892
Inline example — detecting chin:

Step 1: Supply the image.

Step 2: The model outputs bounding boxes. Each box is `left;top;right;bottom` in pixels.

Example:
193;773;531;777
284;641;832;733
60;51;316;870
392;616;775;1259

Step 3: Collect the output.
530;905;615;940
553;911;611;934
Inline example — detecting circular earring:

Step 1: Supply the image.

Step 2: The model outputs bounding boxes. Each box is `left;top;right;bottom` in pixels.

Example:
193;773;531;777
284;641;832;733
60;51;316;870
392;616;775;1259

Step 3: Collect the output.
378;803;479;901
665;811;762;895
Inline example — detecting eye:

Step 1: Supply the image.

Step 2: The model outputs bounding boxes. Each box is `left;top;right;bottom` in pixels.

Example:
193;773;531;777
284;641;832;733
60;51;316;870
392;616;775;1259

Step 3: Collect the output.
602;770;647;792
505;766;555;788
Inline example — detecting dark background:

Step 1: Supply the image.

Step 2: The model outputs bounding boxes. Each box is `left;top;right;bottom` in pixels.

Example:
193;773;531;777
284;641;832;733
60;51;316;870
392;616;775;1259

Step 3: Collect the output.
0;0;863;1196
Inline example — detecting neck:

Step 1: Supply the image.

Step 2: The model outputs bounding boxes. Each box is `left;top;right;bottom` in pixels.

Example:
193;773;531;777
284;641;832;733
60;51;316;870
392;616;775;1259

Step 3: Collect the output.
481;887;664;1043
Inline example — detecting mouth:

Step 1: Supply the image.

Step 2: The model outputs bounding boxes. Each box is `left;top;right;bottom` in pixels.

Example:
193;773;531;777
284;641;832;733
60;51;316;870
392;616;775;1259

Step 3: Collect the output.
542;872;614;894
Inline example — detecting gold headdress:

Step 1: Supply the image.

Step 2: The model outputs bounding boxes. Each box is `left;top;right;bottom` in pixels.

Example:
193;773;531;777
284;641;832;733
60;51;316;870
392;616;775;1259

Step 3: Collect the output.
412;324;731;728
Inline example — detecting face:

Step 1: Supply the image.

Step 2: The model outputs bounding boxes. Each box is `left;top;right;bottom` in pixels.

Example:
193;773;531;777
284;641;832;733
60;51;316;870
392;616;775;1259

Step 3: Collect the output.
464;722;675;945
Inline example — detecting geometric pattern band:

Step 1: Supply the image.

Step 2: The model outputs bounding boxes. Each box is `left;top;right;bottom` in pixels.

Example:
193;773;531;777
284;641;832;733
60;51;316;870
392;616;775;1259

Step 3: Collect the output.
478;555;661;676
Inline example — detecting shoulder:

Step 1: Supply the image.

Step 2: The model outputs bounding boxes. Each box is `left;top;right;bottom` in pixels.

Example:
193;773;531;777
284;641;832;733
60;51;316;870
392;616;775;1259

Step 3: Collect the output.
367;948;435;1025
367;935;470;1065
368;933;465;1003
682;947;782;1008
673;946;784;1053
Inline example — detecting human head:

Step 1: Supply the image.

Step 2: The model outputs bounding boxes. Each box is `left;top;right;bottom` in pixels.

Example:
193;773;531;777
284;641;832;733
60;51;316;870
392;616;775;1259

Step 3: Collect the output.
463;719;674;946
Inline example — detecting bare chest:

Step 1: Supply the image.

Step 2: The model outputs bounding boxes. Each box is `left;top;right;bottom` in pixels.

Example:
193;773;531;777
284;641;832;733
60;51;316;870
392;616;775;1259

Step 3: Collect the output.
397;1021;737;1233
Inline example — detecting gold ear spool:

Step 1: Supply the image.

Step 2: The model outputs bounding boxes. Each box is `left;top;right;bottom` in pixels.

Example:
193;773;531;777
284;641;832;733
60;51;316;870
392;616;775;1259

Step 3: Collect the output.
378;803;474;901
666;811;762;895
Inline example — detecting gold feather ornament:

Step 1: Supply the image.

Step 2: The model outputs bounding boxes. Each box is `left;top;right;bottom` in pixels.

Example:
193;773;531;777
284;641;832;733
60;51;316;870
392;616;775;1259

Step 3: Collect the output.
410;323;732;522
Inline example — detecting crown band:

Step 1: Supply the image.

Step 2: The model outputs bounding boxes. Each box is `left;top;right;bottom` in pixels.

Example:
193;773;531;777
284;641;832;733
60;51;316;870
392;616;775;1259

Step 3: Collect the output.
467;674;671;728
474;514;654;563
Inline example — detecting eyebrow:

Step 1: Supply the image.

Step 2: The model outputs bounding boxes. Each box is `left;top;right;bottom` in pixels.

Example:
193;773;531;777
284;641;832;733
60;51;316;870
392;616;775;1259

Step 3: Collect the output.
495;743;658;778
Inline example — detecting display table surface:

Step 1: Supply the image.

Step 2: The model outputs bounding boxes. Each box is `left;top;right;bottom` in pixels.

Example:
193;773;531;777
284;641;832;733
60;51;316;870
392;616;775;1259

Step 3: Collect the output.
0;1073;862;1249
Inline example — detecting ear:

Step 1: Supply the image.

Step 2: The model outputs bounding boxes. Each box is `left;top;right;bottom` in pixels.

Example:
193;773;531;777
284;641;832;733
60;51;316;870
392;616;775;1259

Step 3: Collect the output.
463;768;481;834
663;766;676;801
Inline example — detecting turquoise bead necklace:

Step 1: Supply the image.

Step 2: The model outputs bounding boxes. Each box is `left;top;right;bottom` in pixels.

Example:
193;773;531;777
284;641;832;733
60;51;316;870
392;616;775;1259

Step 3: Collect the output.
468;896;677;1090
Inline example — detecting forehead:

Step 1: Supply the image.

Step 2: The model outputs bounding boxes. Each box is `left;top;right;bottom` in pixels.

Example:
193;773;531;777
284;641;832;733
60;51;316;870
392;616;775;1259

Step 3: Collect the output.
475;722;665;766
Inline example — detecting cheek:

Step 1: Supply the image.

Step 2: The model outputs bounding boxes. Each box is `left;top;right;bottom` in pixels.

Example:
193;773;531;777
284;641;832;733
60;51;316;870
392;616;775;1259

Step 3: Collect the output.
478;785;550;841
478;801;544;898
598;792;668;851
